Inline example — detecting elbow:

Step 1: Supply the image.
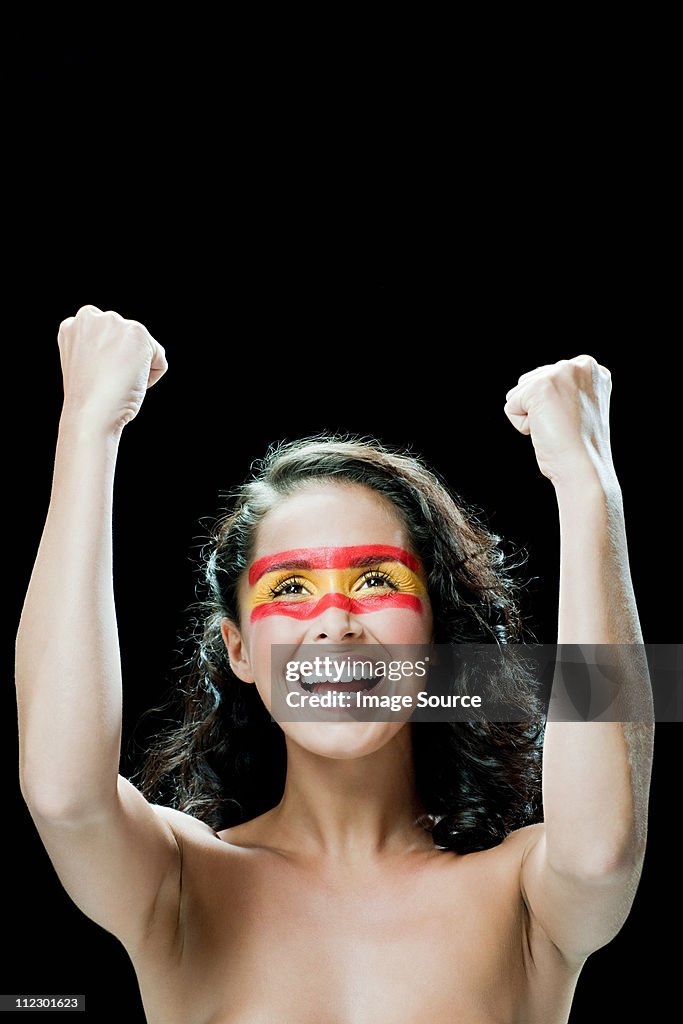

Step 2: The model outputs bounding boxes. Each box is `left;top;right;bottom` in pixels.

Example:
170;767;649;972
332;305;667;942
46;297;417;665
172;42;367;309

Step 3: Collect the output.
20;774;112;826
548;832;645;885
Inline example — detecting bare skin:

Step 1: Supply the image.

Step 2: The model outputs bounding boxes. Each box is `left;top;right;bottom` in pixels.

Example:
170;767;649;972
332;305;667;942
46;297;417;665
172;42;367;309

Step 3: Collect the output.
15;307;653;1023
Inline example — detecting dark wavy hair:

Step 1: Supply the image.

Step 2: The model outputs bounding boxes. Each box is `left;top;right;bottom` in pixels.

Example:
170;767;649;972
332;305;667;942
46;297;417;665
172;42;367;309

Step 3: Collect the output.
137;435;544;854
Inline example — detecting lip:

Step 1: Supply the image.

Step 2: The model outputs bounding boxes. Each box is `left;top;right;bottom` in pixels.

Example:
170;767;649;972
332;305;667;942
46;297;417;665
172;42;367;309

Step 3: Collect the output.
273;643;409;720
294;676;389;717
295;654;382;695
288;661;389;718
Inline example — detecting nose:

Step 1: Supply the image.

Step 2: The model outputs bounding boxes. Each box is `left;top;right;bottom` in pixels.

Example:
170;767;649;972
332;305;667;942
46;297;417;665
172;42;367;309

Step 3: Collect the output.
308;603;365;643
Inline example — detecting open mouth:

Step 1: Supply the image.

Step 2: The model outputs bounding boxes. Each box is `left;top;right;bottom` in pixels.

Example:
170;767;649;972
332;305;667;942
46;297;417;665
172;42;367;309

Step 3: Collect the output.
299;666;381;697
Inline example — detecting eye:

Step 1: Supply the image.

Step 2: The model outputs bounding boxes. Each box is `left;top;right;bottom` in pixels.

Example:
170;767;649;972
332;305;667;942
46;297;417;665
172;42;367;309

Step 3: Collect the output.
356;570;398;591
269;575;311;598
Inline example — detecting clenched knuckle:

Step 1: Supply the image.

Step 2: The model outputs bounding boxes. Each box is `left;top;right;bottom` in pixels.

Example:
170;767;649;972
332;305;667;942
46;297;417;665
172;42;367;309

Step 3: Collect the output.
125;322;147;344
546;366;564;385
572;354;597;371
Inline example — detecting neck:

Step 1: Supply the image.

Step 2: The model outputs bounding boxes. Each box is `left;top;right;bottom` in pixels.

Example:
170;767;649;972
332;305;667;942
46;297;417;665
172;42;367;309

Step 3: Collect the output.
269;725;432;863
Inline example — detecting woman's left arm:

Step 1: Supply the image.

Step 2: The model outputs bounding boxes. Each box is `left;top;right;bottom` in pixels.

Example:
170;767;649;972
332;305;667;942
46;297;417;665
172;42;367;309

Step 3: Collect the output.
504;355;654;961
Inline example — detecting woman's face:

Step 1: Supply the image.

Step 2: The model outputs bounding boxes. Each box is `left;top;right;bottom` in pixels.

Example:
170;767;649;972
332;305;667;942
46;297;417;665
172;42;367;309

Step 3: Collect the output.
222;481;434;760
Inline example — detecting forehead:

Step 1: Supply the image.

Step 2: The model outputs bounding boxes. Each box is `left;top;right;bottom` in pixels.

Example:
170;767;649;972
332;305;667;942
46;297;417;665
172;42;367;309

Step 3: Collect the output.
252;482;410;561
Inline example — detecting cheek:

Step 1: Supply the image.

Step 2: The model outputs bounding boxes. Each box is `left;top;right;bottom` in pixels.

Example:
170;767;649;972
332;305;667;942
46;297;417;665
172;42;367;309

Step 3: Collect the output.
245;615;296;663
366;602;433;642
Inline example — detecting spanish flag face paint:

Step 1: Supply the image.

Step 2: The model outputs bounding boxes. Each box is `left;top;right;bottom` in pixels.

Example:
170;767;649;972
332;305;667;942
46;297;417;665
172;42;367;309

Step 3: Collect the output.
247;544;427;624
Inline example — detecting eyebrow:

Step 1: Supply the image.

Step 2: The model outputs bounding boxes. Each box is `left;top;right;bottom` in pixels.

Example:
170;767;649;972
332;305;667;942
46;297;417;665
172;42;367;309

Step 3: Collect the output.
248;545;421;586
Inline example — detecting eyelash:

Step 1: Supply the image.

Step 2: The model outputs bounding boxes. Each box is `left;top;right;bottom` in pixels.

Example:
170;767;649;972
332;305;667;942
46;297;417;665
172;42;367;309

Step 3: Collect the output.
358;570;398;590
268;569;399;598
269;575;309;598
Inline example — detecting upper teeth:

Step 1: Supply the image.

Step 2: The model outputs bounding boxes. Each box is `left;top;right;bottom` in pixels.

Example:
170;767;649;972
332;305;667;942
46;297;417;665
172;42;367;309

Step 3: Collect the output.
302;669;374;684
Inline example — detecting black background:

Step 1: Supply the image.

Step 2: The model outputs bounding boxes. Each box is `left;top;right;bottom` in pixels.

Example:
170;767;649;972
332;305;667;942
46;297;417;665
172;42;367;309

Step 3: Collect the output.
4;39;678;1023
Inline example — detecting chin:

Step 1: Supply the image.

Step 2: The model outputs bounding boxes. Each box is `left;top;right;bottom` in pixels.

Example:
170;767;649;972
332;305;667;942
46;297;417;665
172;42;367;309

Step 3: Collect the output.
283;721;408;761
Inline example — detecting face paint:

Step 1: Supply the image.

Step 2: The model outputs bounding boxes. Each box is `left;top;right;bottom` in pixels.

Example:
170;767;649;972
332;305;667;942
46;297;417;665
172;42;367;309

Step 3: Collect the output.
247;545;427;624
248;545;422;586
250;591;423;621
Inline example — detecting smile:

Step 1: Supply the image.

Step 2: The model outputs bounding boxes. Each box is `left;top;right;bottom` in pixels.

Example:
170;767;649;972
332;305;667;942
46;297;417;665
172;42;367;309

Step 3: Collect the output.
297;663;382;696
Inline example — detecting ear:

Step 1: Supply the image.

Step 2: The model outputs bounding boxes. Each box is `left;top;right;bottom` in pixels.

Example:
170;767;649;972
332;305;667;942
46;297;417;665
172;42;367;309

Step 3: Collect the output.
220;618;255;684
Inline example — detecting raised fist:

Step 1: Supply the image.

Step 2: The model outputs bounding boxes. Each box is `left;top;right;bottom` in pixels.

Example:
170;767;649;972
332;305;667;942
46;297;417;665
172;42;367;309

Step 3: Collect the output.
504;355;614;486
58;305;167;431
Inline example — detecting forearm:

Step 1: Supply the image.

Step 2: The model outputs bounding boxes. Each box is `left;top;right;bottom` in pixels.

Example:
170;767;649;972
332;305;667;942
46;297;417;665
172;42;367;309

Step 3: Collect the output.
16;410;124;818
556;466;641;645
543;466;654;876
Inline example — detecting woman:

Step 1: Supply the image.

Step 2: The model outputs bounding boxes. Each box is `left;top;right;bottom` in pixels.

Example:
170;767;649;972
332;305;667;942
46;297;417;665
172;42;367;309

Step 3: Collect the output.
16;305;653;1023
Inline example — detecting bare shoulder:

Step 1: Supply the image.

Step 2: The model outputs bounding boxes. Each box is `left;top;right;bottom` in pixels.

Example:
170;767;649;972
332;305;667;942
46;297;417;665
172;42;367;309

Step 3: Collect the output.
468;823;545;878
150;805;280;865
490;823;547;900
501;821;545;861
148;805;244;868
447;824;549;923
151;804;221;844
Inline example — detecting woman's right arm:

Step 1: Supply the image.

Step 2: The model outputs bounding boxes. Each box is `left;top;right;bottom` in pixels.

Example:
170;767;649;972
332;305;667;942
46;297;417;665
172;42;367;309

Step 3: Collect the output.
15;305;190;954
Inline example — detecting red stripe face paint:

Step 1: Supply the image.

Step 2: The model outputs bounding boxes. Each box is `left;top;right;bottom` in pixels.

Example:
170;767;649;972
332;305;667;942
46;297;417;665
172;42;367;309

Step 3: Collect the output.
247;546;427;624
248;545;421;586
250;592;423;621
